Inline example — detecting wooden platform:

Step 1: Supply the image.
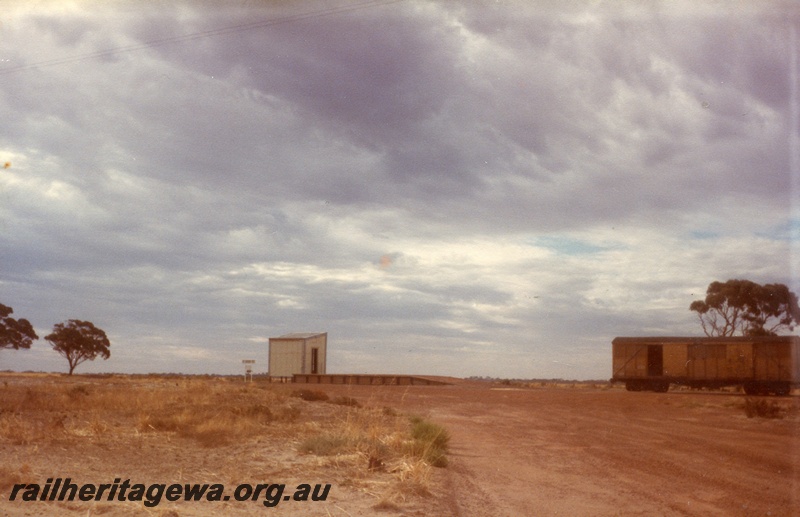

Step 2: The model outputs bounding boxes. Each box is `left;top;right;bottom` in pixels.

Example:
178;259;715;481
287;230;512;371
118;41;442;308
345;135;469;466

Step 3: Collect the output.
291;374;452;386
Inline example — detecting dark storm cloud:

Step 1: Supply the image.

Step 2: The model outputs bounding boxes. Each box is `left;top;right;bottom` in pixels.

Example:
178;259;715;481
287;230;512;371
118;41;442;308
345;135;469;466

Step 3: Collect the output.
8;1;786;225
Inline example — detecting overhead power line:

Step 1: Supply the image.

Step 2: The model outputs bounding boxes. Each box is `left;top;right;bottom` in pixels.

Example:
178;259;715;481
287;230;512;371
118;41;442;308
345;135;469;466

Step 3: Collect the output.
0;0;404;76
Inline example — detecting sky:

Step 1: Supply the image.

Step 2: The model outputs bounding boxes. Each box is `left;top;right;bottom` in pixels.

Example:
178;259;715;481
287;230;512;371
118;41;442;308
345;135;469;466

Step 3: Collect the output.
1;0;798;379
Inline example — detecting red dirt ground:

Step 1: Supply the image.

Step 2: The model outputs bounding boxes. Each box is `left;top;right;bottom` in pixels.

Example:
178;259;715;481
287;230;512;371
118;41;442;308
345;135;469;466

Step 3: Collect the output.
320;381;800;517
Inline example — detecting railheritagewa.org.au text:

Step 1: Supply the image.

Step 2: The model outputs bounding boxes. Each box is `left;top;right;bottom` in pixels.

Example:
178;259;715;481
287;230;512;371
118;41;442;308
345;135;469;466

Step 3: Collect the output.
8;478;331;508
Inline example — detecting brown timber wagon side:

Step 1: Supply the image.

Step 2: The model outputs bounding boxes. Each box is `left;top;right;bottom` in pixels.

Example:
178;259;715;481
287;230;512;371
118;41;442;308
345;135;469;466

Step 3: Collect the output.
611;336;800;395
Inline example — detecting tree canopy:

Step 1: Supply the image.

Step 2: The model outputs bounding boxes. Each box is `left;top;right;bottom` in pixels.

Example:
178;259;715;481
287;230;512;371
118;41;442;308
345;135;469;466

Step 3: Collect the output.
689;279;800;337
0;303;38;351
45;320;110;375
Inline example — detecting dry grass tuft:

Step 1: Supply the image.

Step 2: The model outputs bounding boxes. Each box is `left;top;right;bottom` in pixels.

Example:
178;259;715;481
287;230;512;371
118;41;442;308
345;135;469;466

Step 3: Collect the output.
330;395;361;407
743;398;785;419
372;498;402;512
392;459;433;494
298;434;354;456
291;388;329;402
407;416;450;467
297;406;450;503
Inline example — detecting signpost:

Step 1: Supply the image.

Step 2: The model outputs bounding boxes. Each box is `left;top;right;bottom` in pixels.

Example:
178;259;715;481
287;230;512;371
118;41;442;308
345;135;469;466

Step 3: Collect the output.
242;359;255;382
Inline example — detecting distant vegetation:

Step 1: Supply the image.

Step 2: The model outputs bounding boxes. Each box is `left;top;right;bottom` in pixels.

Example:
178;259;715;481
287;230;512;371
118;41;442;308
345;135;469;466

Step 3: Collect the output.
690;279;799;337
467;376;609;385
0;304;37;351
1;301;110;375
45;320;111;375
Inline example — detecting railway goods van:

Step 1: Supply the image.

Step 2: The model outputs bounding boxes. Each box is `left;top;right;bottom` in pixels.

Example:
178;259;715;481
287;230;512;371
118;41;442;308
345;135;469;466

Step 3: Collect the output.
611;336;800;395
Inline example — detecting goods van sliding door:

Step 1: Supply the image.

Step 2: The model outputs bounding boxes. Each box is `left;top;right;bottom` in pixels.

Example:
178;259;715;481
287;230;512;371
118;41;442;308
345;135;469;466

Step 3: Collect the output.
647;345;663;377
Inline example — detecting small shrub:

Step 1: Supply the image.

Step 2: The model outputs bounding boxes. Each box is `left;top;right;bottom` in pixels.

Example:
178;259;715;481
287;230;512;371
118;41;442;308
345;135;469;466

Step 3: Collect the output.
410;419;450;451
743;398;784;419
408;417;450;467
291;389;329;402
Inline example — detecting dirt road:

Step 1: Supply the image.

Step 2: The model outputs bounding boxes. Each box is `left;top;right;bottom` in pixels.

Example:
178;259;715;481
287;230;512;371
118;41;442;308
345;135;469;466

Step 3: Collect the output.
323;382;799;516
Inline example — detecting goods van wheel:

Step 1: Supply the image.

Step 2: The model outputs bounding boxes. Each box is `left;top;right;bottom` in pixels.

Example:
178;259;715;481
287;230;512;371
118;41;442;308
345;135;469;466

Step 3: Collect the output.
651;381;669;393
772;383;791;396
625;381;641;391
744;382;791;396
625;380;668;392
743;382;768;395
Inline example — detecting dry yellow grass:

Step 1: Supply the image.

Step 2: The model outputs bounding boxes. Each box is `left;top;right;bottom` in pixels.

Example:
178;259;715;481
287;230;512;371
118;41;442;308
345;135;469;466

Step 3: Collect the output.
297;404;450;502
0;375;303;447
0;373;450;511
